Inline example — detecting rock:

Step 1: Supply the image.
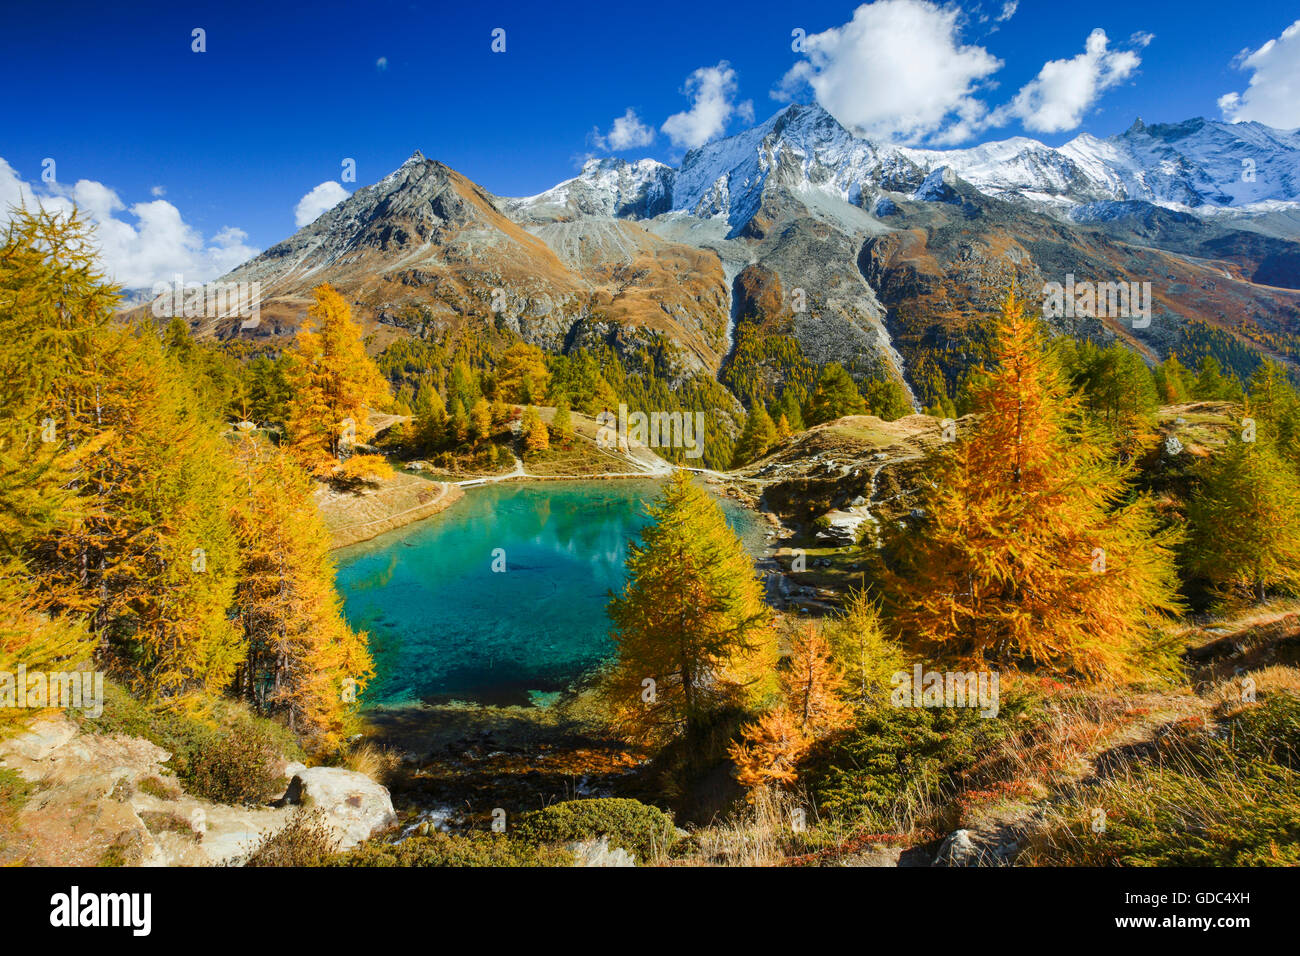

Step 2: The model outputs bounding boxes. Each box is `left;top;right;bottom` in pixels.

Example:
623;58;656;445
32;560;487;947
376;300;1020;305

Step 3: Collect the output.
815;509;865;545
933;828;982;867
568;836;636;867
2;718;78;760
284;767;398;850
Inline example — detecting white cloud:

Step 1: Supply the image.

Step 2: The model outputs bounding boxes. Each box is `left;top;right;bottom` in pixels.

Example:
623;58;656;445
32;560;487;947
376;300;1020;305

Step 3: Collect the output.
662;61;749;148
595;108;656;151
997;1;1018;22
294;180;350;227
1218;19;1300;129
0;157;258;289
994;29;1141;133
376;56;388;71
774;0;1003;145
150;185;166;197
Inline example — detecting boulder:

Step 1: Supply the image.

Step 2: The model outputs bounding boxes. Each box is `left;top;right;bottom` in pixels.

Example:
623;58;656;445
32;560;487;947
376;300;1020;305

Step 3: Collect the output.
933;828;981;866
282;767;397;850
568;836;636;867
2;717;78;760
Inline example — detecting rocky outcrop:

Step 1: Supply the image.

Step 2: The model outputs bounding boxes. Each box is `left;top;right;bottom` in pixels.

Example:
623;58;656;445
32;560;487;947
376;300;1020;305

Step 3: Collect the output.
0;716;395;865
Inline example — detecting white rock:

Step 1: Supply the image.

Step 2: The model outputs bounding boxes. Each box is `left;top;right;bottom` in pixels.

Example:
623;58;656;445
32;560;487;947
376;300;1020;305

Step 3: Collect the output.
2;717;79;760
934;828;981;867
287;767;398;850
568;836;636;867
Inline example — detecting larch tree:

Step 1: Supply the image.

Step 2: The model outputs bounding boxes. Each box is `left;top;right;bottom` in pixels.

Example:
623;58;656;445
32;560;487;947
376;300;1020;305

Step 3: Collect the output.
285;284;391;477
495;342;550;405
551;398;574;441
876;293;1183;682
823;589;907;709
522;405;549;453
729;622;852;794
0;208;104;721
38;327;245;699
3;209;243;700
231;433;373;753
605;470;776;742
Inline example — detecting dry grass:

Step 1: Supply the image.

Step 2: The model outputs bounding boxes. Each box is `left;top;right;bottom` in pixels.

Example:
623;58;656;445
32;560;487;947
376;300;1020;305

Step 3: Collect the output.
342;741;402;783
1209;664;1300;714
671;788;817;867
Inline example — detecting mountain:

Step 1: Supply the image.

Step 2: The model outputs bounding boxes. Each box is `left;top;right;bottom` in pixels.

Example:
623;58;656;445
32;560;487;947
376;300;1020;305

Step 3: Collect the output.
184;103;1300;411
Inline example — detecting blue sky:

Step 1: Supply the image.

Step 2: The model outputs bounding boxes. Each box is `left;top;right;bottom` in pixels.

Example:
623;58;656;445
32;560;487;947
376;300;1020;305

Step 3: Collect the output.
2;0;1298;285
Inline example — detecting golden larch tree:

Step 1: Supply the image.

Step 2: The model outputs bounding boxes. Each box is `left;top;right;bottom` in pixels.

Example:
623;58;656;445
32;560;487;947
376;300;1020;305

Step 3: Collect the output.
876;292;1182;682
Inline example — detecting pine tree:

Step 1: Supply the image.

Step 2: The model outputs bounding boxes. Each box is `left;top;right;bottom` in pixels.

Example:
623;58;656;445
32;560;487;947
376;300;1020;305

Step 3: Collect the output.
284;284;391;477
731;402;777;467
876;293;1183;681
1192;355;1244;404
862;377;912;421
773;390;806;432
605;471;776;740
808;363;866;425
1186;432;1300;604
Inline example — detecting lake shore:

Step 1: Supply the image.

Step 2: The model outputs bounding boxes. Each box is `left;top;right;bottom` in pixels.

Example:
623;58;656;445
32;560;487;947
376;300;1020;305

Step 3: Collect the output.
317;471;465;549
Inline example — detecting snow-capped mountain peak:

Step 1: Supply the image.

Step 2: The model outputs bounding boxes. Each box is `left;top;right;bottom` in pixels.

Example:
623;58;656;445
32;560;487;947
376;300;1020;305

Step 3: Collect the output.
506;104;1300;233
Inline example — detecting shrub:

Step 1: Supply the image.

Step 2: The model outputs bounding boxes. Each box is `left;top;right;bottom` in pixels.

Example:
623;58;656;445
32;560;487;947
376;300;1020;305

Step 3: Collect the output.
335;832;571;868
802;694;1033;829
0;766;33;816
512;798;678;863
1224;692;1300;768
242;809;338;866
181;720;286;806
85;680;295;805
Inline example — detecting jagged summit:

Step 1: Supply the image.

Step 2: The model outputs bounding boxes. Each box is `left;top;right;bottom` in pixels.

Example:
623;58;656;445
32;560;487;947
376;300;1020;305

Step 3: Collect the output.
198;104;1300;417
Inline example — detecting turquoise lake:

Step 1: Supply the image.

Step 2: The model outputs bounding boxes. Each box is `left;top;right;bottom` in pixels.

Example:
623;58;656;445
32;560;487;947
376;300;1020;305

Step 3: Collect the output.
334;478;768;708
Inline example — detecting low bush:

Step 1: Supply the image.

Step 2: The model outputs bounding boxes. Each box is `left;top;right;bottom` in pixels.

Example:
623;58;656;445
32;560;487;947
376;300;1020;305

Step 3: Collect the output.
335;832;571;868
511;798;678;863
243;809;338;866
801;692;1037;830
85;679;296;805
